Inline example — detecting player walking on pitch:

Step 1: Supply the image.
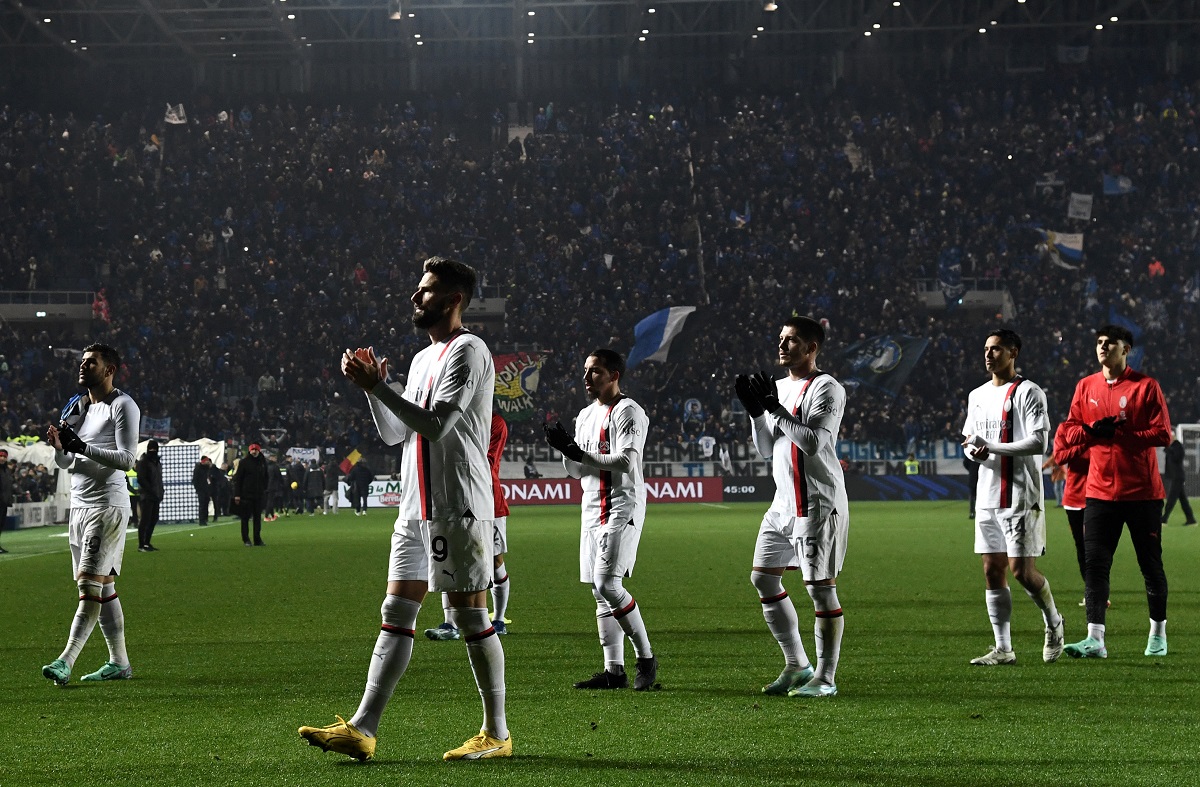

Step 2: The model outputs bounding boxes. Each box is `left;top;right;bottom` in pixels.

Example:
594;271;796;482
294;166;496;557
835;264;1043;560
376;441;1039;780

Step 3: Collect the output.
961;330;1064;666
42;343;141;685
299;257;510;761
735;316;848;698
544;349;658;691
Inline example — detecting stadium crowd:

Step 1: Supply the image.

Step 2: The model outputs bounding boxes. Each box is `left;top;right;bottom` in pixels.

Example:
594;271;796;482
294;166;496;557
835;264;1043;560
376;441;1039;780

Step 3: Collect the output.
1;70;1198;468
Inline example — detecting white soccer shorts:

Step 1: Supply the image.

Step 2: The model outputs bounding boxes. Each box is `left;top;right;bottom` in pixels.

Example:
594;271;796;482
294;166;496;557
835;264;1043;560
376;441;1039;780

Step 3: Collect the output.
752;508;848;582
69;505;131;578
493;516;507;556
388;516;495;592
579;519;642;583
975;506;1046;557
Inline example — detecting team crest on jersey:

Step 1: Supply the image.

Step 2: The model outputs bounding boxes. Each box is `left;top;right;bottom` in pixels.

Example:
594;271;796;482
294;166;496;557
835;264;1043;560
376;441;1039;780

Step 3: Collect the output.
1003;399;1012;413
1119;395;1127;408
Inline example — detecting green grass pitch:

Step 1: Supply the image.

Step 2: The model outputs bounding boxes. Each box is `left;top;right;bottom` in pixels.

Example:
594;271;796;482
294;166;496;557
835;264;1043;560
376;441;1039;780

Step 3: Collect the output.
1;501;1198;786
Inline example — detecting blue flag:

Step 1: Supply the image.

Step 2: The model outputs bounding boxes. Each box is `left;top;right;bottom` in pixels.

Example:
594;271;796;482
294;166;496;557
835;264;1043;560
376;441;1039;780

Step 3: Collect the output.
1103;174;1135;196
627;307;698;369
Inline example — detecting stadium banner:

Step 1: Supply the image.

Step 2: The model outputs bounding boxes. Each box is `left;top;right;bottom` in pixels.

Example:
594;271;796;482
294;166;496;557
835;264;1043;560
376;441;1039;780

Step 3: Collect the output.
140;416;171;441
7;501;62;530
1067;193;1093;220
840;334;930;397
493;351;545;422
496;477;724;506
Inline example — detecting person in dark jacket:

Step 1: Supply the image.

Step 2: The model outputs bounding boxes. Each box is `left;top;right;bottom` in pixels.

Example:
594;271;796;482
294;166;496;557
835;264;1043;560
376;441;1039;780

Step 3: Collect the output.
304;459;324;515
265;457;285;521
233;443;271;546
345;460;373;516
1162;437;1195;526
322;458;342;515
193;456;214;526
135;440;165;552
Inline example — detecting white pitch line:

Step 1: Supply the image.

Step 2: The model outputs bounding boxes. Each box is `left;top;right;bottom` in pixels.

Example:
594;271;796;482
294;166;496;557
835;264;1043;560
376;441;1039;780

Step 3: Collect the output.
700;503;732;509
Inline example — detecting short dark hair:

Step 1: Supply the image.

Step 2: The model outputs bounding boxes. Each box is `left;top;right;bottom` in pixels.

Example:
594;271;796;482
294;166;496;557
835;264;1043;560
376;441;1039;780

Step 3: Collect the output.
423;256;477;309
987;329;1022;352
83;342;121;369
588;348;626;378
1096;324;1134;346
783;316;825;348
146;439;159;450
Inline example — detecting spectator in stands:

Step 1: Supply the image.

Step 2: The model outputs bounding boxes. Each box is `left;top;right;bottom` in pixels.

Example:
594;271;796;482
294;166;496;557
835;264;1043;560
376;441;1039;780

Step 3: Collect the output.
0;449;12;553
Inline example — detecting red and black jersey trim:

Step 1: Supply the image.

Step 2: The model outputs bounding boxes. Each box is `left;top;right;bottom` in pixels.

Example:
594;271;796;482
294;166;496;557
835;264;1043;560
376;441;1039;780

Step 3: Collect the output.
790;373;825;517
759;591;789;605
998;378;1025;508
416;329;469;519
380;624;415;638
597;397;622;526
815;608;844;619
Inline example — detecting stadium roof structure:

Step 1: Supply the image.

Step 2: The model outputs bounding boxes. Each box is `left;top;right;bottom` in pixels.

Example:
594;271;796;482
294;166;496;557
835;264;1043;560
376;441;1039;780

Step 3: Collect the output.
2;0;1199;93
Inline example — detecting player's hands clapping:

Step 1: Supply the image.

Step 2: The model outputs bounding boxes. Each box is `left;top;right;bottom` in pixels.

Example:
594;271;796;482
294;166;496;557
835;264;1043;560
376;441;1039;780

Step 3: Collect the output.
341;346;388;390
734;375;765;418
543;421;585;462
748;372;781;413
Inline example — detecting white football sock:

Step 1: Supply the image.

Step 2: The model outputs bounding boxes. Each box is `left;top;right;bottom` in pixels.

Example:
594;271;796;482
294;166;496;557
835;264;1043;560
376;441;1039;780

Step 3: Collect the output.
453;607;508;741
1024;577;1062;628
442;593;454;626
592;589;625;671
751;570;809;671
986;588;1013;651
98;583;129;667
1150;619;1166;638
806;584;844;685
596;576;652;659
1087;623;1106;643
491;565;510;621
59;579;104;668
350;594;420;737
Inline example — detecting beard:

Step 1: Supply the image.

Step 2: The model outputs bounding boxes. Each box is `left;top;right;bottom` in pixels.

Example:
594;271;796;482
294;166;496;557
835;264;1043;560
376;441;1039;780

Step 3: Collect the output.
411;299;448;330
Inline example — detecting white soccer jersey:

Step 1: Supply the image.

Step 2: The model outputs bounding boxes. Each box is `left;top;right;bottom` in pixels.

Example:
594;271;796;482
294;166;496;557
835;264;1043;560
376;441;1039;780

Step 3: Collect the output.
57;389;140;508
567;396;649;528
754;373;848;520
962;376;1049;511
369;329;495;521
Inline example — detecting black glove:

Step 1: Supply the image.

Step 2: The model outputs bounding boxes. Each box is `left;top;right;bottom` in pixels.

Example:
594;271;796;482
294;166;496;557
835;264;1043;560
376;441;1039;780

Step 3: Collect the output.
57;420;88;454
748;371;781;413
543;421;585;462
734;375;765;418
1083;416;1119;440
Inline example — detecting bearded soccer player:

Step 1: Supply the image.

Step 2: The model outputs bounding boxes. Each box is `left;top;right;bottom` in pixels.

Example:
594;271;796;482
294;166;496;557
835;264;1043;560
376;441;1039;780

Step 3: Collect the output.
544;349;658;691
299;257;509;762
961;330;1063;666
734;316;847;698
42;343;141;685
1059;325;1172;659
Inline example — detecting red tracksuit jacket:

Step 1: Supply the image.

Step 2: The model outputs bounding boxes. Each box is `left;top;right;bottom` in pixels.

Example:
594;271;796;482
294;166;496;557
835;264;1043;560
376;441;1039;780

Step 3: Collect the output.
1058;367;1172;501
